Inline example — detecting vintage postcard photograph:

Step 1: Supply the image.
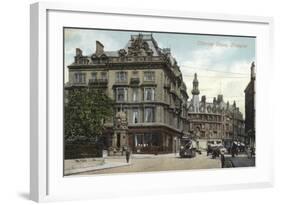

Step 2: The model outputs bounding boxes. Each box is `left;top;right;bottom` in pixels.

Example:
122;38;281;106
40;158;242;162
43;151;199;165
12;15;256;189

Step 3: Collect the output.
63;28;256;176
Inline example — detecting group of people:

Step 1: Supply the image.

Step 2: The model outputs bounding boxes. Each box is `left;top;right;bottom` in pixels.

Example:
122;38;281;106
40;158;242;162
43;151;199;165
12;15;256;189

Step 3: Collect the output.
230;142;255;158
247;146;255;158
230;142;239;157
206;142;255;168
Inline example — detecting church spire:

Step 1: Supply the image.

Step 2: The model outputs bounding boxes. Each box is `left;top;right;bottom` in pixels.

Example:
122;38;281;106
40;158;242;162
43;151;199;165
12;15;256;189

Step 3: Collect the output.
251;61;255;80
192;73;200;95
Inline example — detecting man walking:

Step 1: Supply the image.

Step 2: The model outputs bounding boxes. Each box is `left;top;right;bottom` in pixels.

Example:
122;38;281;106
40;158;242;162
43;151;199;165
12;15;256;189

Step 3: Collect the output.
125;147;131;163
221;152;225;168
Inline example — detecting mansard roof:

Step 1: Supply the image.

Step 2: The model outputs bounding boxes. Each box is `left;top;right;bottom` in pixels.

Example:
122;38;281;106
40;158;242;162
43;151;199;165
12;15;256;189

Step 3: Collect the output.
68;33;185;83
69;33;180;65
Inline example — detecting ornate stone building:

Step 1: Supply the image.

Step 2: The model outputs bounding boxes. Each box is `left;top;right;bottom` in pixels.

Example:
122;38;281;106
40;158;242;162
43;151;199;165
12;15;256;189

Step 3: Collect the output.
66;34;189;154
187;73;245;149
244;62;255;147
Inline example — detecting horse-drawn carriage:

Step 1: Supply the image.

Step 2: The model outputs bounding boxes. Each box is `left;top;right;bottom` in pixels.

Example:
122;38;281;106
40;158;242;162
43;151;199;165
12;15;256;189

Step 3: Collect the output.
179;138;197;158
207;140;227;159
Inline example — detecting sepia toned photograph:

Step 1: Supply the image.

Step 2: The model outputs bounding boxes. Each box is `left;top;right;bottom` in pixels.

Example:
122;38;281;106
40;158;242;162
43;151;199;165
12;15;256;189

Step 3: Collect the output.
63;28;256;176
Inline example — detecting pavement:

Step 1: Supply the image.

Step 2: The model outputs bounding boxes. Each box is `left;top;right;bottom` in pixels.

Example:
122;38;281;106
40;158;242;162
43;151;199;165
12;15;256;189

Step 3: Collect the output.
223;154;255;168
64;161;131;176
64;153;177;176
67;151;222;176
65;152;255;175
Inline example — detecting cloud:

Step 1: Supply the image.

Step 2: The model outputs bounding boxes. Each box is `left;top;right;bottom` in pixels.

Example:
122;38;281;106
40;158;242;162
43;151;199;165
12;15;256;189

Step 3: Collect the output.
64;29;126;82
63;29;255;117
180;42;254;117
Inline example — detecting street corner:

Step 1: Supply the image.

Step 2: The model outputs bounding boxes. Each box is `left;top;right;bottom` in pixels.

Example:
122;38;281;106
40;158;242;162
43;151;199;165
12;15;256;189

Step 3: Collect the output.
64;157;132;176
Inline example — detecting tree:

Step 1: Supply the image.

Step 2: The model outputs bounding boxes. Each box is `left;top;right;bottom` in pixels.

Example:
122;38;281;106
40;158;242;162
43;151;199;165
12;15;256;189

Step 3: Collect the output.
64;87;114;141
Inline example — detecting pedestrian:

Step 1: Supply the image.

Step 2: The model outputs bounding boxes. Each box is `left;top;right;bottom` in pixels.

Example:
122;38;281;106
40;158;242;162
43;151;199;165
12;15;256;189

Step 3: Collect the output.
125;148;131;163
231;142;237;157
250;146;255;158
207;144;211;156
220;153;225;168
121;146;126;156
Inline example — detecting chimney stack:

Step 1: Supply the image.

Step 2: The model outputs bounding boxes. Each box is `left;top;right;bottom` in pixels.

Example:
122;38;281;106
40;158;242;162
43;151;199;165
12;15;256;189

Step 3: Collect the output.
76;48;83;56
96;41;104;56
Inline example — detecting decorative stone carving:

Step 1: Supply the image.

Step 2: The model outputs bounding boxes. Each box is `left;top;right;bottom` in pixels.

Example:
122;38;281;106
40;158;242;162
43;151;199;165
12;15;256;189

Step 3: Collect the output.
146;48;153;56
114;111;128;130
189;105;194;112
207;105;211;113
127;34;154;56
118;49;127;57
199;105;205;113
110;110;129;155
212;106;217;113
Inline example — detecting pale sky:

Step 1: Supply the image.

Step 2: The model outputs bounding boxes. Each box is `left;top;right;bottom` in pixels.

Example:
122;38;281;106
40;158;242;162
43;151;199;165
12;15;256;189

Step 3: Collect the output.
64;28;256;117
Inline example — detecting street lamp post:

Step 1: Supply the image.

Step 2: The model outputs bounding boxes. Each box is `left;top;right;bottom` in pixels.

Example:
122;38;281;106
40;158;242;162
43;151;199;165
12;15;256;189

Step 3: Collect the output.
174;136;177;156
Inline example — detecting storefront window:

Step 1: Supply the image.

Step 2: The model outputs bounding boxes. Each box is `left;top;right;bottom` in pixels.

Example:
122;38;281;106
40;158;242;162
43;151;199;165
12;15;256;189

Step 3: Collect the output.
134;133;160;147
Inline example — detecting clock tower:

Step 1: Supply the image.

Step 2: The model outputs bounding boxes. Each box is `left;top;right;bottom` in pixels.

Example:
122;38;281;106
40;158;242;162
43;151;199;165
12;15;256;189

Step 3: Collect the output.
191;73;200;112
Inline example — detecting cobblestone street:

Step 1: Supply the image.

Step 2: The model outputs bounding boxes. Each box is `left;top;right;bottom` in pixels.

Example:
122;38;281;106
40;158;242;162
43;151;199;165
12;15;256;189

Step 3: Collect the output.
73;152;221;175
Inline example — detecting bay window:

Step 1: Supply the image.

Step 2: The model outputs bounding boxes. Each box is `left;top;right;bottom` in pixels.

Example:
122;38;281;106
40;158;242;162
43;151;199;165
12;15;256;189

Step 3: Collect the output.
144;107;155;122
132;88;138;102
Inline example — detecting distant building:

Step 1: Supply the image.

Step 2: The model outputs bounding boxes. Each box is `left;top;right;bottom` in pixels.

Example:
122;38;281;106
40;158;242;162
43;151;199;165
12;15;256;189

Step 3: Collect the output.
244;62;255;147
66;34;189;154
187;73;245;149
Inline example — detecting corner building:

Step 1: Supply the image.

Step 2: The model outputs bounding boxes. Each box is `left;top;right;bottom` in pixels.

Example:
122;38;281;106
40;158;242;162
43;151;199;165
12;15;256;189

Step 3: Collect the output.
67;34;189;154
187;73;245;149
